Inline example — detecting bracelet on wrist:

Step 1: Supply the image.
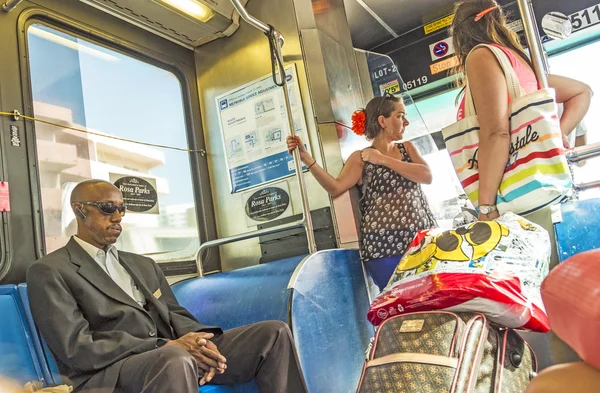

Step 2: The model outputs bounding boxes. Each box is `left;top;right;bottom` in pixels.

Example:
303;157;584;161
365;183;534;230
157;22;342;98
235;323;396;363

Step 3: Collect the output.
306;160;317;170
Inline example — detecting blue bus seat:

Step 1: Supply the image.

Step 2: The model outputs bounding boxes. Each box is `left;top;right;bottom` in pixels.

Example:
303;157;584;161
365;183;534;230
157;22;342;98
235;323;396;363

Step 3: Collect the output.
172;255;304;330
18;283;62;386
0;284;45;386
554;198;600;263
19;283;250;392
199;385;235;392
289;249;374;393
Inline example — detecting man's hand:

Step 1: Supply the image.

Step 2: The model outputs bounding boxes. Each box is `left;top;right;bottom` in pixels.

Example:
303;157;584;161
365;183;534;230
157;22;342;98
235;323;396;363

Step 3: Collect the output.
164;332;227;385
198;339;227;385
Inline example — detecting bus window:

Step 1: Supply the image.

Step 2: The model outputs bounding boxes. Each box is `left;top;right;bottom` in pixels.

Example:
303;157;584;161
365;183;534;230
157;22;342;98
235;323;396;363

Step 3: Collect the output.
548;40;600;199
26;24;200;262
413;88;462;132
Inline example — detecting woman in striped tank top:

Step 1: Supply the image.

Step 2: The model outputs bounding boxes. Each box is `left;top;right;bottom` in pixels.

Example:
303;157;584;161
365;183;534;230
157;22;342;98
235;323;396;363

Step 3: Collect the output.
450;0;592;226
451;0;595;387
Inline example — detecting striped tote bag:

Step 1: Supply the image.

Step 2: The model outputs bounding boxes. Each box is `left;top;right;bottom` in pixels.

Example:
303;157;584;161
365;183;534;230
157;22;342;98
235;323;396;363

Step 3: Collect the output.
442;44;572;216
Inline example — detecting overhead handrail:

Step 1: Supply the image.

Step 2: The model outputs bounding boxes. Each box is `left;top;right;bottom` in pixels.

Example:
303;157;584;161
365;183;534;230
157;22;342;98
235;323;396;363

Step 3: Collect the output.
195;220;305;277
229;0;270;34
2;0;22;12
516;0;549;88
192;1;318;277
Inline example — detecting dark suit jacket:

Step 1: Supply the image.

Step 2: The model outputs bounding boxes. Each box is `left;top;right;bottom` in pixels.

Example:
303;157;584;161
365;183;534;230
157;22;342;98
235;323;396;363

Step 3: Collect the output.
26;238;220;391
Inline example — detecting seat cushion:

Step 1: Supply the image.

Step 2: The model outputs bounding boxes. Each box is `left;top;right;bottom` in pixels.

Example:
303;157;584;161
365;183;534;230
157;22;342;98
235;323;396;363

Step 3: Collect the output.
199;385;235;392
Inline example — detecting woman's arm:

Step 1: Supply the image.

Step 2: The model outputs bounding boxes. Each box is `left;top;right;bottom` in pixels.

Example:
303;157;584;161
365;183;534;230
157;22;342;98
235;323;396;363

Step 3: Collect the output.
361;142;432;184
548;74;593;141
286;136;363;197
466;47;512;220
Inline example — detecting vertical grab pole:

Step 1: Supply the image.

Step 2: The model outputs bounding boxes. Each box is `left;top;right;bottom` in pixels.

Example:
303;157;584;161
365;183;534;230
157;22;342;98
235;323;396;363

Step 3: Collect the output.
230;0;317;253
516;0;549;88
273;32;318;254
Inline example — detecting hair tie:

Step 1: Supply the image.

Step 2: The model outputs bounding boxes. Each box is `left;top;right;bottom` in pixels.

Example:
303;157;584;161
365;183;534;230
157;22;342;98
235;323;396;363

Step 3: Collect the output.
351;110;366;136
474;5;498;22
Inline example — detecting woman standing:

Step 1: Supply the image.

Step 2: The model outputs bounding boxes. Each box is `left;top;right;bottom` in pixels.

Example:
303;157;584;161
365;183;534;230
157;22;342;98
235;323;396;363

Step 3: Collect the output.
450;0;592;367
286;94;437;290
450;0;591;253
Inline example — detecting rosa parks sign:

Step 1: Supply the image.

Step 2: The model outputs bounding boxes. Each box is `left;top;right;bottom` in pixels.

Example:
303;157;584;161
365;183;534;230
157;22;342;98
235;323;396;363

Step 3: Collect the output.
243;185;292;226
110;174;159;214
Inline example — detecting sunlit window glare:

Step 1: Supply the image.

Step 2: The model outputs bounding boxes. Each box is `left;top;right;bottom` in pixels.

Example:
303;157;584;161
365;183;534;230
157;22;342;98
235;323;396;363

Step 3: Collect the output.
29;26;119;63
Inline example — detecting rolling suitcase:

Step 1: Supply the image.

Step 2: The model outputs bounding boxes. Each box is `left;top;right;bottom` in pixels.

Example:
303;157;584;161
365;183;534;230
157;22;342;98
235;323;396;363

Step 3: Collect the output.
356;311;537;393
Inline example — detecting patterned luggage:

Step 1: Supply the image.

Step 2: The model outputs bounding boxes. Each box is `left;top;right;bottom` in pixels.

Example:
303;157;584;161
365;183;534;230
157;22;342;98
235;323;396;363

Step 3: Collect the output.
357;311;537;393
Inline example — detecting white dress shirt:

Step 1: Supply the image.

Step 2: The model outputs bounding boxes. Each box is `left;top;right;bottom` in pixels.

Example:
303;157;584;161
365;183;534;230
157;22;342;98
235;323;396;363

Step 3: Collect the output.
73;236;146;307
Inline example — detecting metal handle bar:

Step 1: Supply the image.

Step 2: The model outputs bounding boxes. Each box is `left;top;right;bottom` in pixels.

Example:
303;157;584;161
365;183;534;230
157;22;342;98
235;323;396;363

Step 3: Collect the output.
230;0;270;34
2;0;23;12
566;142;600;163
195;220;305;277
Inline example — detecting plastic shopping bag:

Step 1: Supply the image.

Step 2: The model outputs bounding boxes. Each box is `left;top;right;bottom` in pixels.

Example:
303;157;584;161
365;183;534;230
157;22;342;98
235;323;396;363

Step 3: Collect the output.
367;212;551;332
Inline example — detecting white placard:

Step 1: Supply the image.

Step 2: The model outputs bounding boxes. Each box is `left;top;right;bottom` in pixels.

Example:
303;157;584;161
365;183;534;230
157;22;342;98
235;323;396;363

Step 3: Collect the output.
216;64;310;193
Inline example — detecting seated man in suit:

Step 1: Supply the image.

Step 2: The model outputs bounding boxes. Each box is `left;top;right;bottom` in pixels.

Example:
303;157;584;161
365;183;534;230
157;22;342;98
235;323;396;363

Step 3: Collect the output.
27;179;308;393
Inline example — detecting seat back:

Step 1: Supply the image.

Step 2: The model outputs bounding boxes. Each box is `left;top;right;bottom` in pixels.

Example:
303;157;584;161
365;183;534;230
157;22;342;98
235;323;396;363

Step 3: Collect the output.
0;284;45;386
555;198;600;262
289;249;374;393
172;255;304;330
18;283;62;386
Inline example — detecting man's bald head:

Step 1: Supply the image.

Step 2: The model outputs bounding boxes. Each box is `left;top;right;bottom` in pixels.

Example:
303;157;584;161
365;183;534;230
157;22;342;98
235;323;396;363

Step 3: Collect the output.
70;180;125;249
70;180;119;204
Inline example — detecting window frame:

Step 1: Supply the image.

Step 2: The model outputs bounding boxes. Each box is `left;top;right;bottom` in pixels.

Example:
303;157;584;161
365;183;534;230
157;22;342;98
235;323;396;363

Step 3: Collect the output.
17;8;216;271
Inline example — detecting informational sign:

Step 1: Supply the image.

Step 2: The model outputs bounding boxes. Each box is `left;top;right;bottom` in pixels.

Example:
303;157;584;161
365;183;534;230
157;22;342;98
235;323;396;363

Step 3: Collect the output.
533;1;600;42
430;55;460;75
9;125;21;147
569;3;600;33
216;64;309;193
507;19;524;33
0;182;10;212
243;182;292;227
429;38;455;61
368;57;403;96
424;14;455;35
379;79;402;95
110;174;159;214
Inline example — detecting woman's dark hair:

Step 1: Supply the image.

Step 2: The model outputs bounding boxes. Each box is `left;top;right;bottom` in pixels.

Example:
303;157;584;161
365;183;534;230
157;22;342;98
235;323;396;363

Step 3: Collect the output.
360;94;400;140
450;0;532;86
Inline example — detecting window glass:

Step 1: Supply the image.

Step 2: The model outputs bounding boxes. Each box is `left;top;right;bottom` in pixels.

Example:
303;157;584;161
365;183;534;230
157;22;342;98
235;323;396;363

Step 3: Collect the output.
27;24;199;261
548;40;600;199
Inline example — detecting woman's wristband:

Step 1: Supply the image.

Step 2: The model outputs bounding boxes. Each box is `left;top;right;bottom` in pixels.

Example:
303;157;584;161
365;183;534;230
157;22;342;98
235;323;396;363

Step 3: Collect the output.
306;160;317;170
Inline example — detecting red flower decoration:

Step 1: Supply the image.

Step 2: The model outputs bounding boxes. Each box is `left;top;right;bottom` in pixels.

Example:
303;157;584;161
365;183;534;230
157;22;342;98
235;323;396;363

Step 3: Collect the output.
351;110;366;136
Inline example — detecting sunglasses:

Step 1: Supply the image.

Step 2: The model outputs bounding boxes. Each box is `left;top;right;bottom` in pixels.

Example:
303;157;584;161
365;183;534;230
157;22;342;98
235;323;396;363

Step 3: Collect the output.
376;92;394;115
76;201;126;216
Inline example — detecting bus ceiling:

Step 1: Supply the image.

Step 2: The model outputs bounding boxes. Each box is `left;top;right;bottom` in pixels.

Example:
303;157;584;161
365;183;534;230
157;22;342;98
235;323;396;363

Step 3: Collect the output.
344;0;589;52
1;0;249;49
